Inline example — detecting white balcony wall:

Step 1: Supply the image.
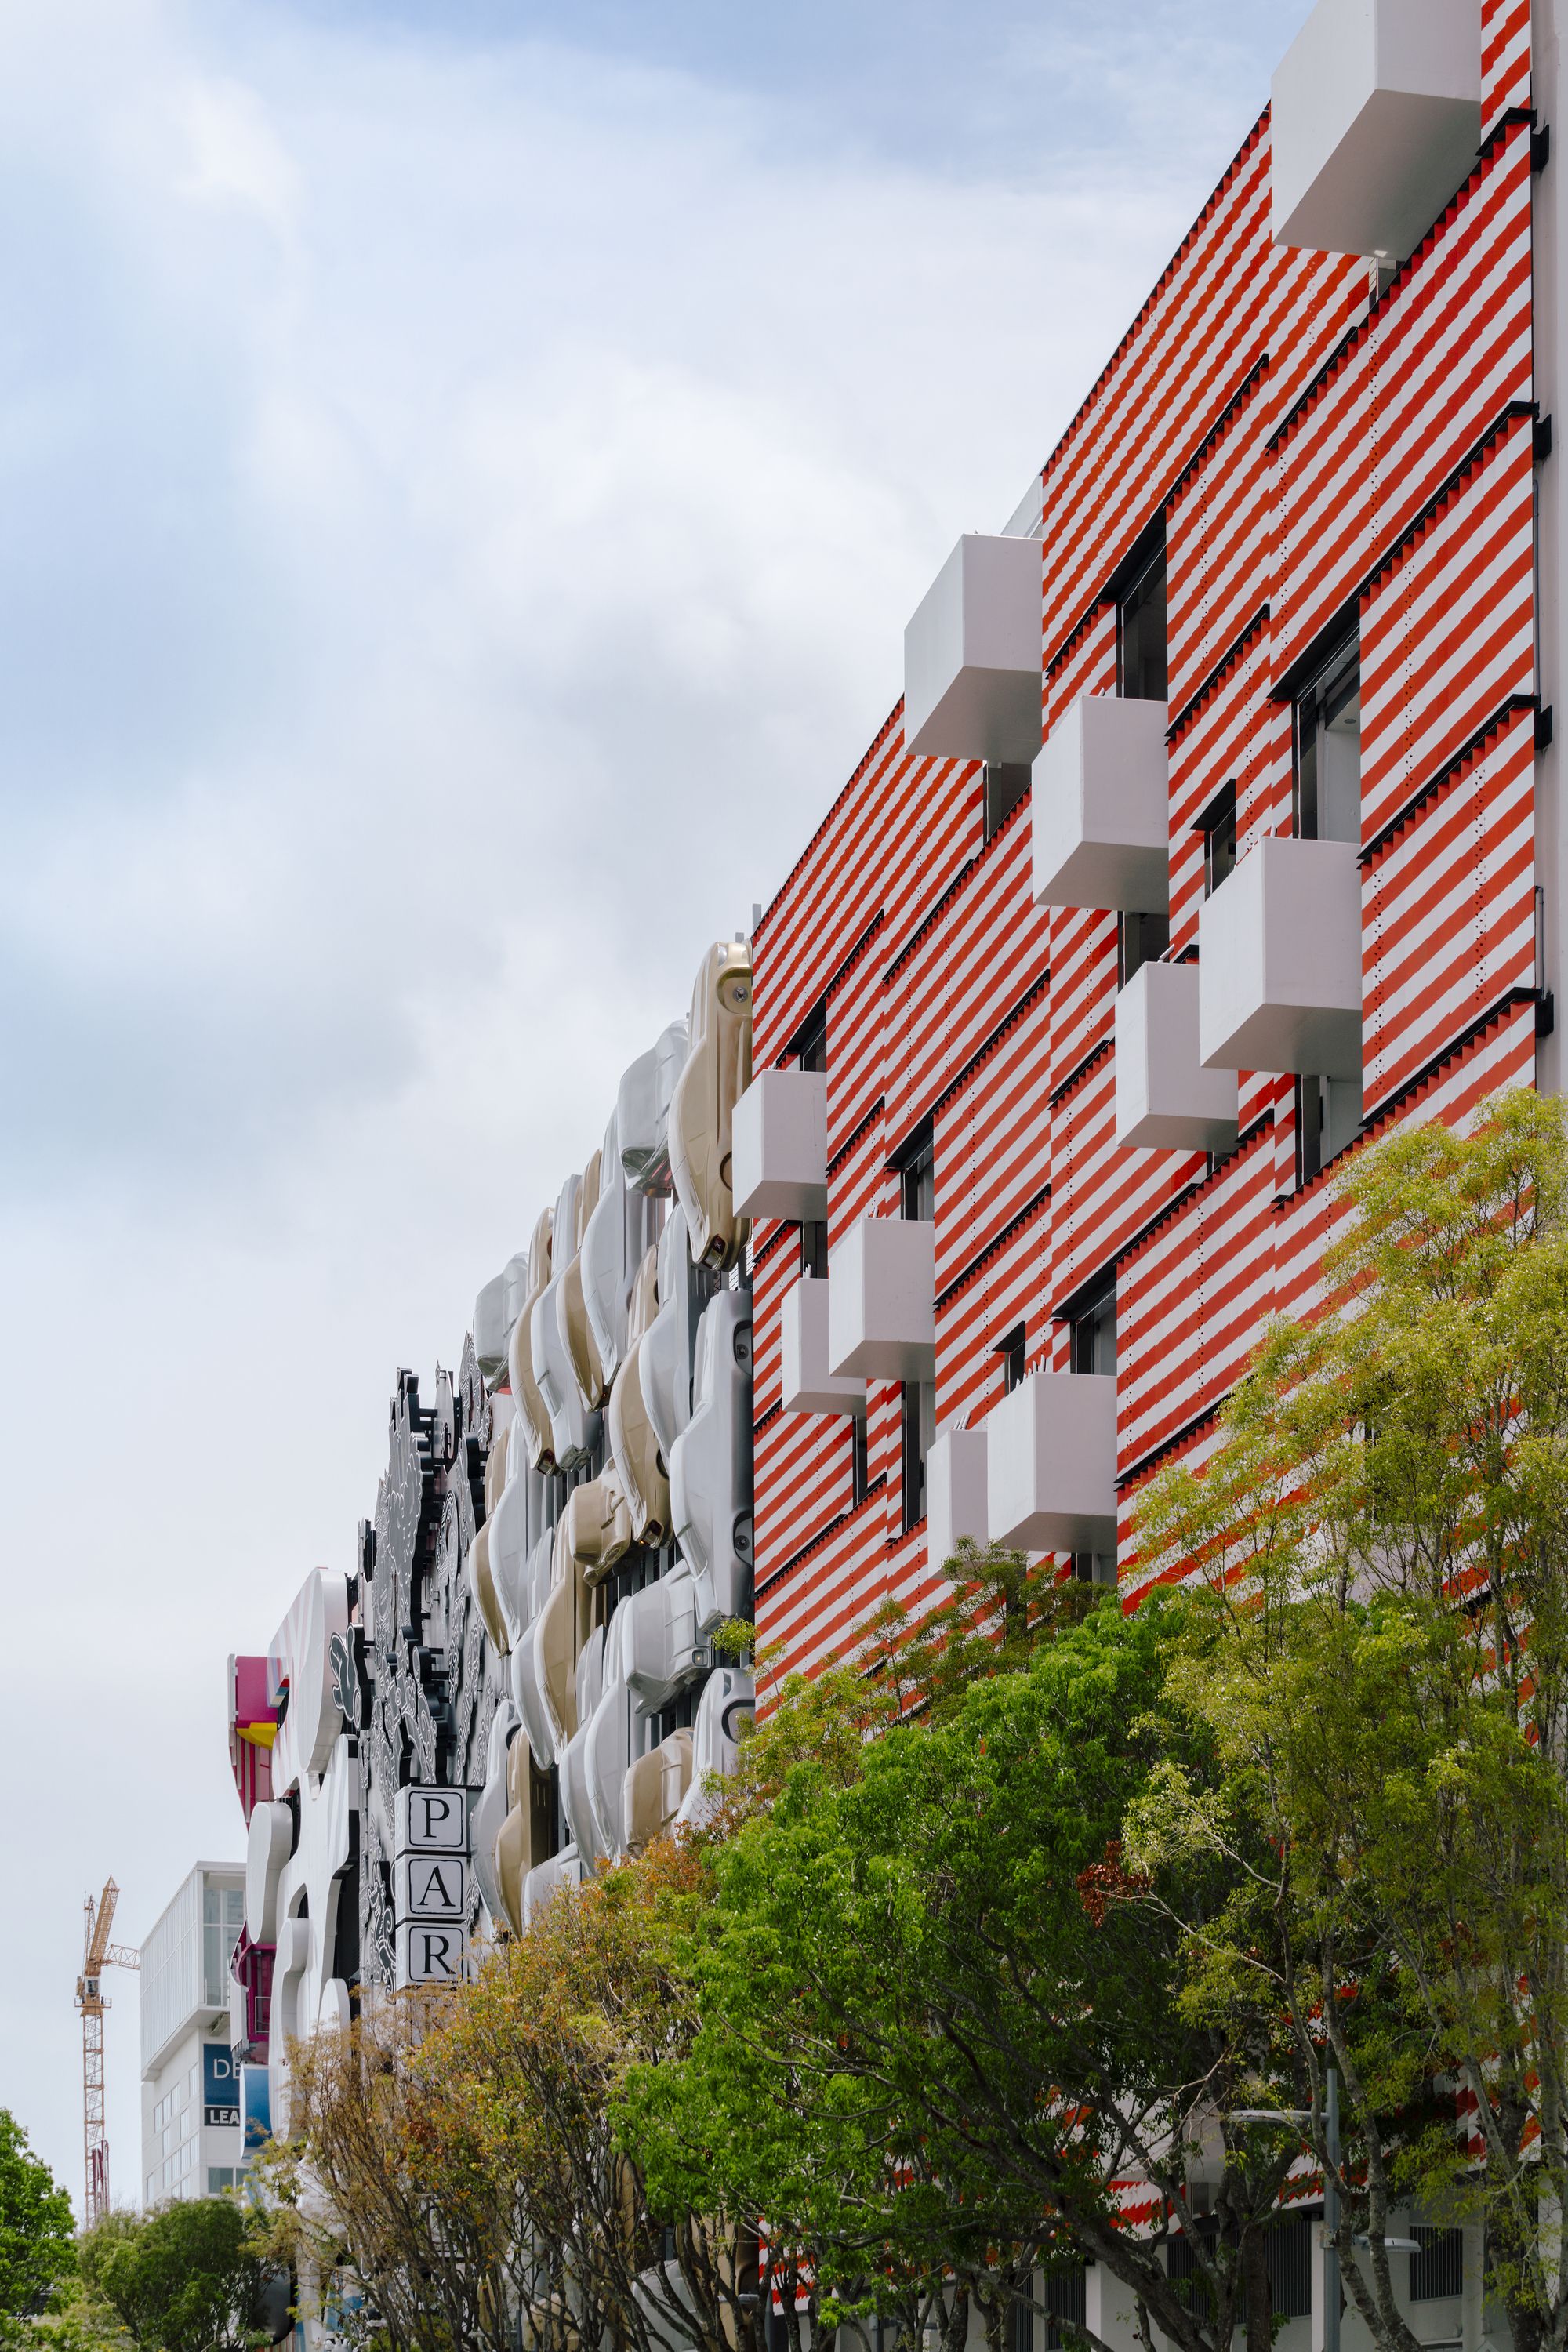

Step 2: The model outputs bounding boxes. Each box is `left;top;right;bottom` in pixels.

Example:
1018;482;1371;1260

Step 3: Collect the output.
1033;692;1171;913
1197;836;1363;1079
781;1276;866;1416
986;1372;1118;1554
732;1069;829;1223
1116;960;1240;1152
927;1423;989;1578
902;534;1043;765
1272;0;1482;260
827;1217;937;1381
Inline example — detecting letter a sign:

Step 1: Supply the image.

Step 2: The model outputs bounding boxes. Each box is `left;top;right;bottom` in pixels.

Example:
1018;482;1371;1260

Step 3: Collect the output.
394;1853;467;1922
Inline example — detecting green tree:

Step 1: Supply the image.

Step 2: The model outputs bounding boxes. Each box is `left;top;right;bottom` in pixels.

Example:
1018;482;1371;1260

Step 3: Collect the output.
621;1599;1309;2352
0;2111;74;2324
80;2200;266;2352
1134;1087;1568;2352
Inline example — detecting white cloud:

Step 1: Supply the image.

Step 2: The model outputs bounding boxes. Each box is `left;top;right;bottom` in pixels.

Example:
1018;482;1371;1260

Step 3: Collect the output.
0;0;1304;2207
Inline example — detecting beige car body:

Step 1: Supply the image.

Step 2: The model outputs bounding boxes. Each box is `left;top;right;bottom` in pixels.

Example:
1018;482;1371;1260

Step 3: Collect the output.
608;1246;670;1544
510;1207;557;1472
624;1730;694;1852
670;938;753;1272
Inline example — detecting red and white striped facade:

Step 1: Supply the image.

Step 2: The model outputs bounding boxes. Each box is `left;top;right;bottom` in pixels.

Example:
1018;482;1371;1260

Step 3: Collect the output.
749;0;1555;1680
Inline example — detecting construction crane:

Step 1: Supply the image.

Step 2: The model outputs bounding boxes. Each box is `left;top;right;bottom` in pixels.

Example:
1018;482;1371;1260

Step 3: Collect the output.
76;1879;140;2227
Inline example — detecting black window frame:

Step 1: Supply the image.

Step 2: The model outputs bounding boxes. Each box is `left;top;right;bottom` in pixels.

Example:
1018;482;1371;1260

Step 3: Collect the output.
901;1377;935;1530
1067;1273;1116;1377
800;1221;829;1279
998;1323;1028;1395
1117;908;1171;991
792;1000;828;1074
899;1126;935;1224
1115;521;1169;703
1195;780;1238;898
984;761;1032;842
850;1413;869;1507
1293;624;1362;844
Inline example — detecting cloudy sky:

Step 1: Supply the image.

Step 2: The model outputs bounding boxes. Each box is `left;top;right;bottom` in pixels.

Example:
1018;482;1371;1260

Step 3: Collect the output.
0;0;1309;2211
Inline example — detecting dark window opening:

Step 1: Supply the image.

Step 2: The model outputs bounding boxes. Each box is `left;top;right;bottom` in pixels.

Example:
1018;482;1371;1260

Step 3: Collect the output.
1410;2227;1464;2303
1069;1276;1116;1377
999;1323;1028;1395
1167;2228;1216;2315
801;1221;829;1279
1295;1075;1363;1185
1294;628;1361;843
792;1001;828;1073
851;1414;869;1506
1008;2295;1035;2352
984;762;1032;841
902;1379;936;1529
1072;1552;1117;1586
1266;2214;1312;2320
900;1128;935;1223
1116;528;1168;702
1117;909;1170;990
1196;780;1238;897
1044;2267;1087;2350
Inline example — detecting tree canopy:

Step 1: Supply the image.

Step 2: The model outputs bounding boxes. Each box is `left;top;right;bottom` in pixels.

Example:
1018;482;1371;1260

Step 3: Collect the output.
0;2111;74;2325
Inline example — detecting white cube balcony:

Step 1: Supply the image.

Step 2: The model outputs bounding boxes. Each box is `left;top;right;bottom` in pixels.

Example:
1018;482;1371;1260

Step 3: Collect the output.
1198;836;1363;1080
1033;692;1171;913
780;1276;866;1417
827;1217;936;1382
1116;961;1240;1153
987;1373;1118;1554
731;1068;828;1223
1272;0;1482;262
903;533;1043;765
927;1422;989;1577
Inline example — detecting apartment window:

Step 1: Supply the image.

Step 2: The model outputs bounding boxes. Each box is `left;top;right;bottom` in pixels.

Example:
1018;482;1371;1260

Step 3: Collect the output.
1045;2267;1088;2350
1117;909;1170;990
1069;1276;1116;1377
998;1323;1028;1395
801;1221;828;1279
1266;2215;1312;2321
902;1379;936;1529
984;762;1031;841
1009;2296;1034;2352
1196;781;1237;896
1294;628;1361;843
208;2167;236;2197
1410;2228;1465;2303
793;1001;828;1074
900;1129;935;1222
1116;526;1168;702
1296;1074;1363;1184
851;1415;869;1505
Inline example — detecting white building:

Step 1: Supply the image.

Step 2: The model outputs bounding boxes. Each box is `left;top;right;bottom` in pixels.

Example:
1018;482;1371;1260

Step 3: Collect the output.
140;1862;246;2205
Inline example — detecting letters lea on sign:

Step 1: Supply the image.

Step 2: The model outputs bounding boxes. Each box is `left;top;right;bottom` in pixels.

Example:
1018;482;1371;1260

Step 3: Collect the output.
202;2041;238;2129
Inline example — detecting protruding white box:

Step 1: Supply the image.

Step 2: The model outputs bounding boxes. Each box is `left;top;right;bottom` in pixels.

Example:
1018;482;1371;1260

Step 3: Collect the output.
987;1373;1118;1553
1116;961;1240;1152
731;1069;829;1222
395;1920;466;1987
394;1853;466;1922
828;1218;937;1381
1033;692;1171;912
903;534;1043;765
1198;836;1362;1080
1272;0;1482;261
927;1423;989;1577
781;1276;866;1416
395;1786;468;1857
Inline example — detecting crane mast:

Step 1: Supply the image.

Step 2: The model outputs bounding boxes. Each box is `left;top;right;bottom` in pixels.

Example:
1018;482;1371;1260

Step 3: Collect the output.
76;1879;140;2227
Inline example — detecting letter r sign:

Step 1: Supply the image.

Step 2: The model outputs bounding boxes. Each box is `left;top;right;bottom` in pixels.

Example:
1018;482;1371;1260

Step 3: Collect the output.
395;1922;467;1987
